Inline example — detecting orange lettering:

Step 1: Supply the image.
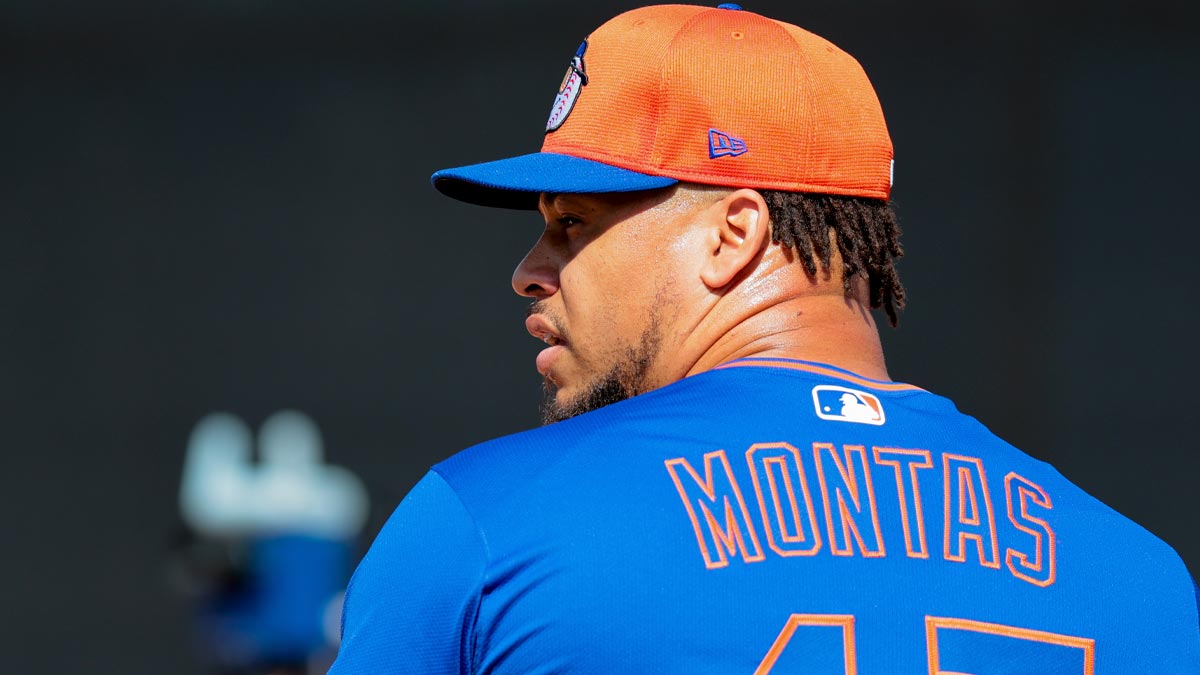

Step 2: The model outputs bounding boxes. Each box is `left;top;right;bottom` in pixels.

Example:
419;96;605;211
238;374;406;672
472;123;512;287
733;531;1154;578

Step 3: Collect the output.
747;443;822;557
666;450;765;569
813;444;885;558
942;454;1000;568
872;447;933;559
1004;472;1056;587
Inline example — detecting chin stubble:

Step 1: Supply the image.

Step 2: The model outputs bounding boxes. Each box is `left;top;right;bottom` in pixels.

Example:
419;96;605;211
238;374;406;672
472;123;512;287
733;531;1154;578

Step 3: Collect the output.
539;321;662;426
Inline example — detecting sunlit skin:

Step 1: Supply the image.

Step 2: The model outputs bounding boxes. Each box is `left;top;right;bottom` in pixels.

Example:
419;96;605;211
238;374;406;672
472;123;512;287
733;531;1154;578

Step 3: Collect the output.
512;183;890;421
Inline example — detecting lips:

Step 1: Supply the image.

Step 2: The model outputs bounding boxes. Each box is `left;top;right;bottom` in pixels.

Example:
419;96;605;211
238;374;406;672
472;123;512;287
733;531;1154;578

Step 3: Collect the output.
525;314;566;348
525;314;567;380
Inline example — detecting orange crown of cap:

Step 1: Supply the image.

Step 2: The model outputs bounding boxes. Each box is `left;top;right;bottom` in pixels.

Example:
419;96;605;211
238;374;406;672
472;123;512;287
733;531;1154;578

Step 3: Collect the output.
542;4;894;200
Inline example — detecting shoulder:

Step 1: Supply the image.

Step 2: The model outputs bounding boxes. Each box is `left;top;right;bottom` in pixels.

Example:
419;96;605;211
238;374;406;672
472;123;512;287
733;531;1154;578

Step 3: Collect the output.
429;370;743;517
334;471;487;675
430;362;941;497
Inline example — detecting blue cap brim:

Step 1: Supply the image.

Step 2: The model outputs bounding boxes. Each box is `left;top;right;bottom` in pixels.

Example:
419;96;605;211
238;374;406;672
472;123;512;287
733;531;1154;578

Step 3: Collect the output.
431;152;679;210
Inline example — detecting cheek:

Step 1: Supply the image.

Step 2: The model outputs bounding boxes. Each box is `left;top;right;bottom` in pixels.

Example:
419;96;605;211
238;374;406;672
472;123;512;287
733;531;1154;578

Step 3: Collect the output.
561;227;695;344
558;263;641;354
664;227;709;278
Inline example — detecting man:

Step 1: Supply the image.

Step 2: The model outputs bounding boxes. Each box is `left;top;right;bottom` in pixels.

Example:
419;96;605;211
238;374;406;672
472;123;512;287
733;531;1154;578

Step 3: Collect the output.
331;4;1199;673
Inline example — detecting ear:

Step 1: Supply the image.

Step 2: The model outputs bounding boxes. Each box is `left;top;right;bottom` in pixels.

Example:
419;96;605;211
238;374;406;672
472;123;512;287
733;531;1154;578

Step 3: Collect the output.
699;189;771;289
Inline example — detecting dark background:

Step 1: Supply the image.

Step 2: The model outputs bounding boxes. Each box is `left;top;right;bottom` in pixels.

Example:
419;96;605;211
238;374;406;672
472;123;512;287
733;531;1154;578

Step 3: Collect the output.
3;1;1197;672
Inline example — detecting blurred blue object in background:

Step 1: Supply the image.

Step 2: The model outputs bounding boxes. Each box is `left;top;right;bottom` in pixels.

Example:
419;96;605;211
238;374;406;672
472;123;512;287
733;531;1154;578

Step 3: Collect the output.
176;411;368;673
199;535;349;670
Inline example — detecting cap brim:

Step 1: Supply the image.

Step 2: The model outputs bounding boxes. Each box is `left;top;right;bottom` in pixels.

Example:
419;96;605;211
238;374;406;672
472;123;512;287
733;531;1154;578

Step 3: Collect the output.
431;152;679;210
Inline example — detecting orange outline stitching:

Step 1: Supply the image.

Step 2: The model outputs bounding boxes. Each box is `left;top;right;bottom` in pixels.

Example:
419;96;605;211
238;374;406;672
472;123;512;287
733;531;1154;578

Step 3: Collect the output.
873;447;933;559
925;616;1094;675
814;444;886;558
665;450;765;569
1004;472;1056;588
747;443;822;557
766;459;802;542
715;359;923;392
958;468;979;526
941;454;1000;569
754;614;857;675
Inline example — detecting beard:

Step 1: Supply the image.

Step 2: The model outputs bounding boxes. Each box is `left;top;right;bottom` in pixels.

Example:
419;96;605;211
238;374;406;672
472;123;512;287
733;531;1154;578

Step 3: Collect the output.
539;317;662;426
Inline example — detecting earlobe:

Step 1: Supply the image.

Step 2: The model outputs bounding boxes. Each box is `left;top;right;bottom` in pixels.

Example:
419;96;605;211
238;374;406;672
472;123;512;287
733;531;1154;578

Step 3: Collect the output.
699;189;770;290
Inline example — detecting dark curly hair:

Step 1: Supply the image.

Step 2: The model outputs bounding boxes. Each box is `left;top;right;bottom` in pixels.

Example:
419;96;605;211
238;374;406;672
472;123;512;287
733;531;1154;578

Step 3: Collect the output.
761;191;906;327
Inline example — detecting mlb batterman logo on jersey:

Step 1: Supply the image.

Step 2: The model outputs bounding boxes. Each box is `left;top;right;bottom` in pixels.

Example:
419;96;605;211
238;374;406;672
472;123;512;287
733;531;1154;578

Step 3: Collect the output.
812;385;885;425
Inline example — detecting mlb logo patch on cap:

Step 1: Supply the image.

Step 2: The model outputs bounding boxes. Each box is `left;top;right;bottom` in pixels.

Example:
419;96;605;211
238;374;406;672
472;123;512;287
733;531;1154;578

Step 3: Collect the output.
812;385;885;425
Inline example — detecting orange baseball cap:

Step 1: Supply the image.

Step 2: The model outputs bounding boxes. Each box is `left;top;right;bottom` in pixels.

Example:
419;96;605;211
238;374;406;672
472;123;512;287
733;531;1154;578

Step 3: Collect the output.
432;3;893;209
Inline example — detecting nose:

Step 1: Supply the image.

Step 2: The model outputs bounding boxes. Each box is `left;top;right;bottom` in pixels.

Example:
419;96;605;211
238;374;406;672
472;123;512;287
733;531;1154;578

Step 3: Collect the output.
511;232;560;298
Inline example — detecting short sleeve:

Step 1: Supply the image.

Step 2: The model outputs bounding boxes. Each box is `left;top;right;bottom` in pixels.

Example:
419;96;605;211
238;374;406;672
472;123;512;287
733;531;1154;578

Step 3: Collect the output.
329;471;487;675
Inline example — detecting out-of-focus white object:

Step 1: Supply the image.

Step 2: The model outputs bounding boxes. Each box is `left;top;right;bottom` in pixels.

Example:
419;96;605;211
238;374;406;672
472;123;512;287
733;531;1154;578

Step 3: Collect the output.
180;411;369;539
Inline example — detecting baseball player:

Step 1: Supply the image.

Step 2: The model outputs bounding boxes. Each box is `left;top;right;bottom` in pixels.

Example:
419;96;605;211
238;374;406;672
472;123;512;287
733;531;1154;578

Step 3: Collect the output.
330;4;1200;673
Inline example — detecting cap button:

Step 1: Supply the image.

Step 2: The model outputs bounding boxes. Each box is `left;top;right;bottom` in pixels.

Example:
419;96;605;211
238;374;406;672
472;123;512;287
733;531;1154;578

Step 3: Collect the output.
717;3;743;9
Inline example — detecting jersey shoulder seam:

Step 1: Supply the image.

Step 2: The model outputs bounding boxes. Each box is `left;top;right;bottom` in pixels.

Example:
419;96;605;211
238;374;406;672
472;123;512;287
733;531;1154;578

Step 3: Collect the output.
429;469;491;675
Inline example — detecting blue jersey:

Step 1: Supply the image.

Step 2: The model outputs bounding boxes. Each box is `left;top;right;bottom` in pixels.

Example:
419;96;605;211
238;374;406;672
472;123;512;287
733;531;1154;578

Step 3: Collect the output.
331;358;1199;673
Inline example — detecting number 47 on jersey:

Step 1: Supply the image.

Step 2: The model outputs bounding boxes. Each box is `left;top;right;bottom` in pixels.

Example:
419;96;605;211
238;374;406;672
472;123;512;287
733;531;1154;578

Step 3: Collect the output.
755;613;1095;674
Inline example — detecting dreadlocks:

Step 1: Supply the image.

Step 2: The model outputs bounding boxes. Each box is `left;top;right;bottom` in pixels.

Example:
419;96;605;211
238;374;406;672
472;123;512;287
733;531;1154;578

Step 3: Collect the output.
761;191;906;327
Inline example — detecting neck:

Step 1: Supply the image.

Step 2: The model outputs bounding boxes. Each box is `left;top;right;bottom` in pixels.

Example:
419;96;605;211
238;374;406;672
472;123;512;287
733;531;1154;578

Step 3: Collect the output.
670;289;891;384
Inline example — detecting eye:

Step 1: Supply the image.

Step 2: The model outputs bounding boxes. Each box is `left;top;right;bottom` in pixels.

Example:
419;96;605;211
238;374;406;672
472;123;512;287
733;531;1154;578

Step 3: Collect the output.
557;215;584;229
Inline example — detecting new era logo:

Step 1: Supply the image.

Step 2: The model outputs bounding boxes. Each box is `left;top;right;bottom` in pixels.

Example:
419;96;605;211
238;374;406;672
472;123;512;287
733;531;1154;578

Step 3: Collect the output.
708;129;748;158
812;386;886;425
